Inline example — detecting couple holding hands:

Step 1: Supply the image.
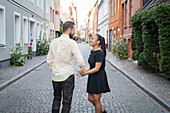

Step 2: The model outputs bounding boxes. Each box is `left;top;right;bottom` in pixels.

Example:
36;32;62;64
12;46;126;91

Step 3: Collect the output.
47;21;110;113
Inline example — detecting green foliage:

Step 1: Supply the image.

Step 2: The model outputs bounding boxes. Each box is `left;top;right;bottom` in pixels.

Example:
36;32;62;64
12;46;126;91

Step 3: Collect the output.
88;33;92;38
154;3;170;74
138;52;146;66
36;30;49;56
112;36;128;60
10;39;26;66
142;9;160;70
131;3;170;74
131;11;143;61
78;30;80;37
58;26;63;38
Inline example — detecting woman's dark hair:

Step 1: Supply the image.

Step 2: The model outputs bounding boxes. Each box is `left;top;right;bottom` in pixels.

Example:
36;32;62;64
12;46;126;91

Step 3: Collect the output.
96;34;106;56
63;21;75;33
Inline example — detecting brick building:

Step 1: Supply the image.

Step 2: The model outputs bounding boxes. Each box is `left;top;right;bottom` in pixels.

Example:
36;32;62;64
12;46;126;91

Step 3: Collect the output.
120;0;143;58
109;0;121;52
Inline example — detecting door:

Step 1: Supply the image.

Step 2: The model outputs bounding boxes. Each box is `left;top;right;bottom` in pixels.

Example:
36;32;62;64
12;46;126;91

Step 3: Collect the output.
109;30;113;52
30;21;36;52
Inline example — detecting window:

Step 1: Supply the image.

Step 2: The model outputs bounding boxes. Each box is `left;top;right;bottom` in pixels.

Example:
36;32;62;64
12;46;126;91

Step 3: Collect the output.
114;0;116;14
53;9;54;23
50;7;52;22
117;0;119;14
129;0;133;24
114;28;116;40
37;22;40;39
50;29;53;36
122;4;124;27
36;0;40;7
116;27;119;40
14;12;21;46
23;16;28;45
112;0;113;16
125;1;127;26
0;5;5;47
50;8;54;23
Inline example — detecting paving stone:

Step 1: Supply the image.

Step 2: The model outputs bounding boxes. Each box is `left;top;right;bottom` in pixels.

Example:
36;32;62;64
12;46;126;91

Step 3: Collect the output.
0;43;168;113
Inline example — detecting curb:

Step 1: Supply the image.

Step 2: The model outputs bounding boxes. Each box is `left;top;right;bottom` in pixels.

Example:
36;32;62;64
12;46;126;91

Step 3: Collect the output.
0;60;46;92
106;59;170;112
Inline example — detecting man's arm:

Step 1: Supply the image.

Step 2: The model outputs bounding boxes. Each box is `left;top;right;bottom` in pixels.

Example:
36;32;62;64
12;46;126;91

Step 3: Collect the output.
72;41;85;72
47;42;53;71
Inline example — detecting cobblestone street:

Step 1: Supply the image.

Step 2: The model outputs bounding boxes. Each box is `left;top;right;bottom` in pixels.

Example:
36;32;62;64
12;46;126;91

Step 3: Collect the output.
0;43;168;113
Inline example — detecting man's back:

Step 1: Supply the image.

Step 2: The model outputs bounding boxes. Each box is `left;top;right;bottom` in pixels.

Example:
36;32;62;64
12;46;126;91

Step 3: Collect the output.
47;34;85;82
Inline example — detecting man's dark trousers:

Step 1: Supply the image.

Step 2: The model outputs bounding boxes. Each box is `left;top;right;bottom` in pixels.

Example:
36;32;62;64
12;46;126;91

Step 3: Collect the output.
52;75;74;113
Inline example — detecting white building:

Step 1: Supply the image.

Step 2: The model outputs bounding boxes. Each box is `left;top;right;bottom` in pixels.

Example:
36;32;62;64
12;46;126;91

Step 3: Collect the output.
98;0;109;48
80;25;85;38
49;0;60;38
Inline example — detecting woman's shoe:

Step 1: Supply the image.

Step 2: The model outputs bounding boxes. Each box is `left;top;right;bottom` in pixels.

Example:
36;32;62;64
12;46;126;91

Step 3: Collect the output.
102;110;107;113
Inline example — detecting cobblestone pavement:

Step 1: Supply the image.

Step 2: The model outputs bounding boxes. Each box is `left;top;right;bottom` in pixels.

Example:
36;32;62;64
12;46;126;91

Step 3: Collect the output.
0;43;168;113
0;55;47;85
106;52;170;102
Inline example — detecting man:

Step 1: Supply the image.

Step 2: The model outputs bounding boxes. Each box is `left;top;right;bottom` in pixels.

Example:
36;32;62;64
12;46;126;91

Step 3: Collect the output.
47;21;85;113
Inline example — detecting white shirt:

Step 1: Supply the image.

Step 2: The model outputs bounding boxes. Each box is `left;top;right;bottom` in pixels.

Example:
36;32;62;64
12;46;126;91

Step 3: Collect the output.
47;34;85;82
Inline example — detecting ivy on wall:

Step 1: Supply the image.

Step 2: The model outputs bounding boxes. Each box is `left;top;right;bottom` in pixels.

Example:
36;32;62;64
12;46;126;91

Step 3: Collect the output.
131;3;170;75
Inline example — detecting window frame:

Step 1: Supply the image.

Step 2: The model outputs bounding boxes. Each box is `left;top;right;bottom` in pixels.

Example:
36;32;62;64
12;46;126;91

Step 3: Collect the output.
0;5;6;48
23;16;29;45
14;12;21;47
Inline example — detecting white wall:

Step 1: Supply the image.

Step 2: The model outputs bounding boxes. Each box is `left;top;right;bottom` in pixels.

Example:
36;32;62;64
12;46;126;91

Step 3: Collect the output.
98;0;109;44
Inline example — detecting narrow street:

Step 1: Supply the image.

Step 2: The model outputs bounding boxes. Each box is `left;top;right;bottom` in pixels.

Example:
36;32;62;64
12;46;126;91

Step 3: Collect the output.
0;43;168;113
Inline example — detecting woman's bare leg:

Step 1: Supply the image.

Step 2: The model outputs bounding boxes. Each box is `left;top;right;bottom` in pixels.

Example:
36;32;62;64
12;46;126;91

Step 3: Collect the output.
88;94;95;106
93;94;103;113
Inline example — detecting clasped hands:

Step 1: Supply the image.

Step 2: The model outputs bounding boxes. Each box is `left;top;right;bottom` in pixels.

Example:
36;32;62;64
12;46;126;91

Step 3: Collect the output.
76;70;86;77
76;67;90;77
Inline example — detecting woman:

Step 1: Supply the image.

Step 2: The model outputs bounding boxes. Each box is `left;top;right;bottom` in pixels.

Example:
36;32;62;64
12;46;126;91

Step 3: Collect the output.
77;34;110;113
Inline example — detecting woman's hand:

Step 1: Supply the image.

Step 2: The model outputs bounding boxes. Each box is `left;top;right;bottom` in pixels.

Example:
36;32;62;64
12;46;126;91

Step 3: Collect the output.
76;70;86;77
76;72;82;77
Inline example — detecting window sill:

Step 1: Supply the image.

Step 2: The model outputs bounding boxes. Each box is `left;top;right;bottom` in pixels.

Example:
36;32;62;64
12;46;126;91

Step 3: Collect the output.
0;44;6;47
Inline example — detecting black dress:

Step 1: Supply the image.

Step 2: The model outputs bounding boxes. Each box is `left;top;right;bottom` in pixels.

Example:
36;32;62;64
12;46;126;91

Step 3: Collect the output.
87;49;110;94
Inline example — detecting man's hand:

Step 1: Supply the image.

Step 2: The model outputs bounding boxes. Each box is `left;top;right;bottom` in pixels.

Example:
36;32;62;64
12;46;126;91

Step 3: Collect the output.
76;72;82;77
76;70;86;77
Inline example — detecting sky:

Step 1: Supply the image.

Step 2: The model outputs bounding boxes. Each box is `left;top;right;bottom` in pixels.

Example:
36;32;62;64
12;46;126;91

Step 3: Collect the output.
60;0;97;29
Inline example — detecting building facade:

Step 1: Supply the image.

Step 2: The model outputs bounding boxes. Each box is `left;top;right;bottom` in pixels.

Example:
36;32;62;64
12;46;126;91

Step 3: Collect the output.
98;0;109;49
109;0;121;52
120;0;143;58
54;0;60;37
93;1;98;35
80;25;85;38
69;2;78;36
0;0;50;68
49;0;60;38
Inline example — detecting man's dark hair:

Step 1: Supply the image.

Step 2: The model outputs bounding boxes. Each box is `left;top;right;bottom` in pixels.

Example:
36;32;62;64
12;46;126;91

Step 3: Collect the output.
63;21;75;33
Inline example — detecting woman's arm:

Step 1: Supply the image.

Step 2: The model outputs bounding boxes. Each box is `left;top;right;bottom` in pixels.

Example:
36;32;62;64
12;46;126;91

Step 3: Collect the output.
85;67;90;72
79;62;102;76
